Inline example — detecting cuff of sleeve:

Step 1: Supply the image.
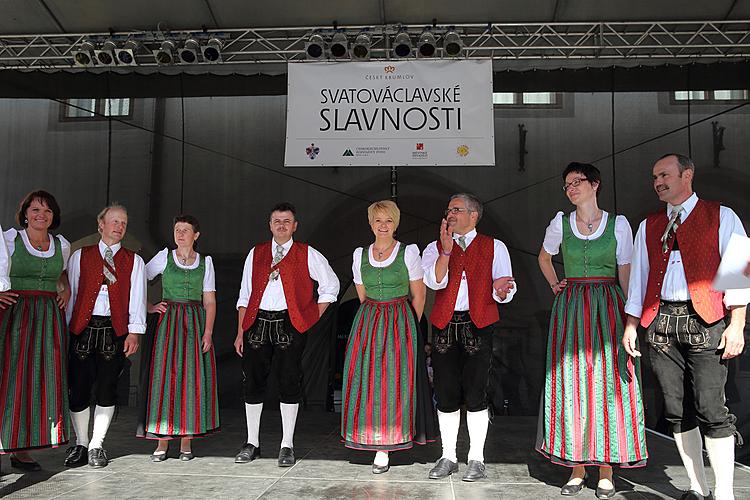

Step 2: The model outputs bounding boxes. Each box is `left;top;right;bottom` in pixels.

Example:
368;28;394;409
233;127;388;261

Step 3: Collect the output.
128;324;147;334
318;294;337;303
542;244;559;256
236;301;246;310
0;278;9;292
623;303;642;318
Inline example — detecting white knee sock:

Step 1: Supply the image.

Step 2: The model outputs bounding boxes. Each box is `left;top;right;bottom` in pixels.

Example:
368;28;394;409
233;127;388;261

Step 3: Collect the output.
71;408;91;447
705;435;736;500
466;409;489;463
674;428;709;496
437;409;460;463
245;403;263;447
374;451;389;466
88;405;115;450
280;403;299;449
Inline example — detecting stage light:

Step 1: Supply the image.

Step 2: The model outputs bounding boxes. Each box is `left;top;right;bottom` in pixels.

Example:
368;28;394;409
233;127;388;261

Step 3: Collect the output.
351;32;371;60
418;30;436;57
392;31;412;58
153;40;176;65
329;32;348;59
179;38;199;64
443;30;463;57
116;40;138;66
305;34;325;60
94;40;116;65
72;40;95;67
202;38;222;62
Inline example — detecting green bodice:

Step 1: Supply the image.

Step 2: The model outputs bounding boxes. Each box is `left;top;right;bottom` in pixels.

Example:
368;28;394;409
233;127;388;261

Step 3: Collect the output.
9;234;63;292
361;243;409;300
162;252;205;301
561;213;617;278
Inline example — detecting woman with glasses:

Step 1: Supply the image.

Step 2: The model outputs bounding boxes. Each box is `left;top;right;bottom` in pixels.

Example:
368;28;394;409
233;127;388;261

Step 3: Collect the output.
536;163;647;499
341;200;436;473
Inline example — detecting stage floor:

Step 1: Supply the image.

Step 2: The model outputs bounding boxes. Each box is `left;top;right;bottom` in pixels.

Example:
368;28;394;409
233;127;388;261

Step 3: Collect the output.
1;408;749;499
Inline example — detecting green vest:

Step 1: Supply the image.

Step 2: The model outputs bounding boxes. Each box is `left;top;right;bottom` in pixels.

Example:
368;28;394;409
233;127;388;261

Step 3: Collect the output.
9;234;63;292
561;213;617;278
361;243;410;300
162;252;205;301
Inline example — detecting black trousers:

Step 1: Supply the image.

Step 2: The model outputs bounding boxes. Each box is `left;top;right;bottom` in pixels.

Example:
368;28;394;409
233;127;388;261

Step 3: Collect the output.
647;301;736;439
242;310;307;404
68;316;126;412
431;312;494;413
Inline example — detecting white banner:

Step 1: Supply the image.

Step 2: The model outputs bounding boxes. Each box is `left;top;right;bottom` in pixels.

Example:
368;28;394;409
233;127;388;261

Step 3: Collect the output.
284;60;494;167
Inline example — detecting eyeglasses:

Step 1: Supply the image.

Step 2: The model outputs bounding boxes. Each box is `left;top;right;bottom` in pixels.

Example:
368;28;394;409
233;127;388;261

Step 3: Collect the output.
444;207;474;216
562;177;589;192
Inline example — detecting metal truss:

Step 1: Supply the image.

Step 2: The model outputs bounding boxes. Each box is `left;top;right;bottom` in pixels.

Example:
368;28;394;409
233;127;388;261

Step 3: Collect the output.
0;20;749;70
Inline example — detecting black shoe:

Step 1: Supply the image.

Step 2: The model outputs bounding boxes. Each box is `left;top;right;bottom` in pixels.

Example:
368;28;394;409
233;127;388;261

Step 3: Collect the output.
10;455;41;471
150;452;167;462
680;491;714;500
278;447;295;467
235;443;260;464
88;448;109;468
595;484;616;499
561;472;588;496
64;445;88;467
428;458;459;479
372;462;390;474
462;460;486;482
179;451;194;461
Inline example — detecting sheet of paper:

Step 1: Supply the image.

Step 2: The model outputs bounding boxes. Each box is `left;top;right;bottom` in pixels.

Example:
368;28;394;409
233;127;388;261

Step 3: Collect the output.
713;232;750;291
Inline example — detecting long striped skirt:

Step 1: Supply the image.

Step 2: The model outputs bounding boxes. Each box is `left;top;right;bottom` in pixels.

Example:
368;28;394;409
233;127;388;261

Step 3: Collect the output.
0;290;69;452
138;301;219;439
341;296;425;451
535;278;648;467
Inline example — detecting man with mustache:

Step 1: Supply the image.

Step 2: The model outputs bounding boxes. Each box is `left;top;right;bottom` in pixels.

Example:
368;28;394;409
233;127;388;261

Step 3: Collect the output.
622;154;749;500
422;193;515;482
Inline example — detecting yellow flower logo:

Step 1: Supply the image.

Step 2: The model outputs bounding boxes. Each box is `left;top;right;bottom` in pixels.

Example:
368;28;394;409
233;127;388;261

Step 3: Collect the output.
457;145;470;157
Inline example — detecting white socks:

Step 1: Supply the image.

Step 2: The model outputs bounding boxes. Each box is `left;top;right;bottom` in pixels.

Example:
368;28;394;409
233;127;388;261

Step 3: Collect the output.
245;403;263;447
466;409;489;463
705;435;736;500
71;408;91;447
89;405;115;450
674;428;709;496
374;451;389;466
437;409;460;463
280;403;299;449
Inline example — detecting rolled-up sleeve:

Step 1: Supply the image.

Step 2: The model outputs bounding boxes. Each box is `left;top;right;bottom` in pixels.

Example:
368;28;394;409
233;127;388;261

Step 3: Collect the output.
624;220;649;318
492;239;516;304
236;248;254;310
308;246;340;303
127;255;148;334
422;241;447;290
719;206;750;307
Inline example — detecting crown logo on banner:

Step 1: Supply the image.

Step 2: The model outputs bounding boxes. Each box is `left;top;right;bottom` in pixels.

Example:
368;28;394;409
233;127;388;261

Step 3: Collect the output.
384;65;395;73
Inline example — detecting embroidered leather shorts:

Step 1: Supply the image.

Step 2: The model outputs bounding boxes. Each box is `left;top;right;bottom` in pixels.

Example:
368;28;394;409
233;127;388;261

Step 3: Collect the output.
72;316;120;361
434;311;483;355
245;310;293;350
648;301;722;348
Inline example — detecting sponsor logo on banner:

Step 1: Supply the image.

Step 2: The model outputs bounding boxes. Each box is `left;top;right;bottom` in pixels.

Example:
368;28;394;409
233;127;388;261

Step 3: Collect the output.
342;149;354;157
384;65;395;73
412;142;428;160
416;143;424;150
306;143;320;159
456;145;470;157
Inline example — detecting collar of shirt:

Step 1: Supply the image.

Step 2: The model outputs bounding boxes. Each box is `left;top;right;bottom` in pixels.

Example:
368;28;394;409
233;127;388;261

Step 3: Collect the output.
98;239;122;257
452;228;477;245
667;192;698;220
272;237;294;255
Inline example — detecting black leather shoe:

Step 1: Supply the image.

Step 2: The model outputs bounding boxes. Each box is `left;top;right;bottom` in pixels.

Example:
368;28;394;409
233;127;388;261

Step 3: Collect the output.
462;460;486;482
150;452;167;462
595;485;616;499
10;455;41;471
679;491;714;500
179;451;194;461
235;443;260;464
428;458;459;479
64;445;88;467
88;448;109;468
372;463;390;474
278;447;295;467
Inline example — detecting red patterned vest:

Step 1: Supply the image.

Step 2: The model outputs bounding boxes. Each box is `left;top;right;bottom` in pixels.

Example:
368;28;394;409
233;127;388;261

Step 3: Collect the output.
70;244;135;337
241;241;319;333
429;233;499;330
640;199;726;327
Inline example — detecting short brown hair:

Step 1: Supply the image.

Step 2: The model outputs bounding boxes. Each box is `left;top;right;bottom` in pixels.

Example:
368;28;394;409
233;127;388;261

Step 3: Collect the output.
367;200;401;230
17;190;61;230
173;214;201;250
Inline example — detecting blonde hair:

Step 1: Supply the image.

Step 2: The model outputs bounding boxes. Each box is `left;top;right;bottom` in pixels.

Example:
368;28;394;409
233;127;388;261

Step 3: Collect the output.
96;203;128;231
367;200;400;230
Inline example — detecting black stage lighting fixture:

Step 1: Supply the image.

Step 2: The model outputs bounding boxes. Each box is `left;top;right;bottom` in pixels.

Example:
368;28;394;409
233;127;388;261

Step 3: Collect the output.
73;40;95;67
443;30;463;57
116;40;138;65
305;34;325;60
418;30;436;57
179;38;200;64
153;40;176;65
329;32;348;59
95;40;116;65
201;37;223;62
351;32;371;60
392;31;412;58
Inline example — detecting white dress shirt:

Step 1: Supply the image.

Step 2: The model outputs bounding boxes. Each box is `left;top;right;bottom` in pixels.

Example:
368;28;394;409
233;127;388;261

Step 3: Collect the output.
352;242;424;284
67;240;148;334
542;211;634;265
625;193;750;318
422;228;516;309
236;238;340;311
145;248;216;292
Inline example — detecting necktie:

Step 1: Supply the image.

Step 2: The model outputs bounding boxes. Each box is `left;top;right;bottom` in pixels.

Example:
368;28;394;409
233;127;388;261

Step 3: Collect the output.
457;236;467;251
661;205;682;253
103;247;117;284
269;244;284;281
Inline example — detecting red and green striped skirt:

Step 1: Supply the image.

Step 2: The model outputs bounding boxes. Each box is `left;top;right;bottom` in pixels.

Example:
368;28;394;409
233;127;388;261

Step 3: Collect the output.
342;296;428;451
536;278;647;467
139;301;219;439
0;290;69;452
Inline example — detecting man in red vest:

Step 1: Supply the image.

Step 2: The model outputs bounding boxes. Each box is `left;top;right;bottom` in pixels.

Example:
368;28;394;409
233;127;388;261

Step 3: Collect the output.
233;202;339;467
422;193;515;482
623;154;748;500
64;204;147;468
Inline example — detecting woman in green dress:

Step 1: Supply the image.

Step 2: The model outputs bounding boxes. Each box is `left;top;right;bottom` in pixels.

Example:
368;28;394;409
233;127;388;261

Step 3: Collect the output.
0;190;71;470
138;215;219;461
536;163;647;499
341;200;436;474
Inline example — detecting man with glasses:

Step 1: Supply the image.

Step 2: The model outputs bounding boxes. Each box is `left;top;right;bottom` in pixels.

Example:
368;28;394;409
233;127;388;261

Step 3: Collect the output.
622;154;749;500
422;193;516;481
234;202;339;468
